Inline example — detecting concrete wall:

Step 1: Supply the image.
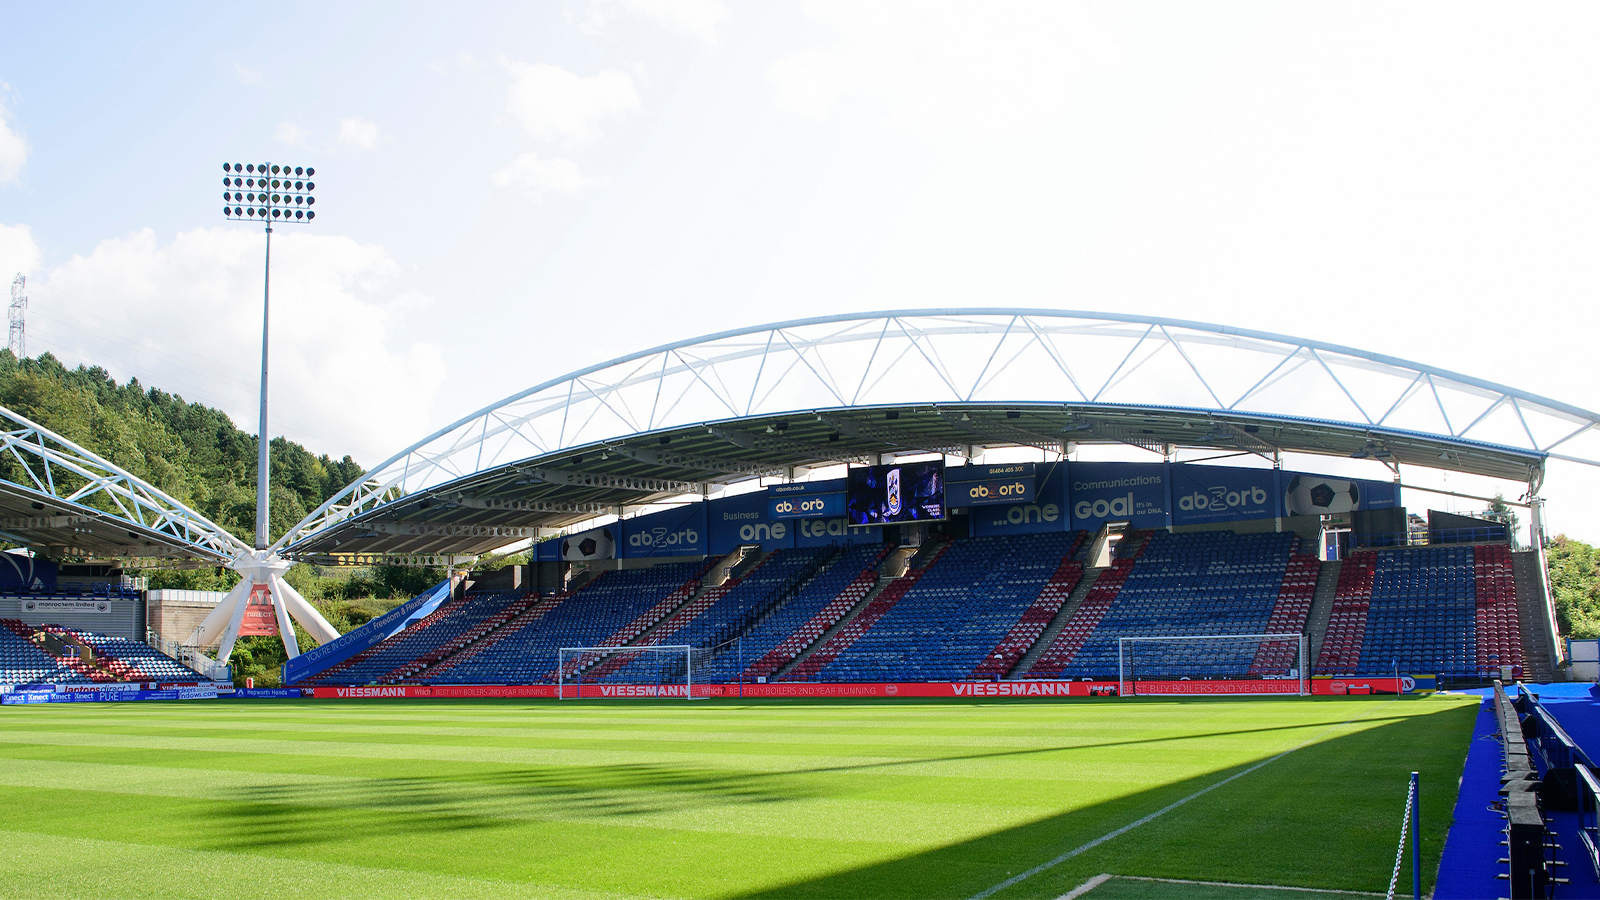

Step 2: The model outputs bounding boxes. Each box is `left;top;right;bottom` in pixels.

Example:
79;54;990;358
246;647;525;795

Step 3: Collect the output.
147;590;226;648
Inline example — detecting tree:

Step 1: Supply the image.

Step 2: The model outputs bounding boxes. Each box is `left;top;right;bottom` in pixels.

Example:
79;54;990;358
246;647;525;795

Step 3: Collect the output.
1548;535;1600;639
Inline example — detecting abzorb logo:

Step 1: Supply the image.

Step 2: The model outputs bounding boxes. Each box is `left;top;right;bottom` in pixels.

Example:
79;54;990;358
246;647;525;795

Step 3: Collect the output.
628;526;700;551
1179;484;1269;514
772;497;833;516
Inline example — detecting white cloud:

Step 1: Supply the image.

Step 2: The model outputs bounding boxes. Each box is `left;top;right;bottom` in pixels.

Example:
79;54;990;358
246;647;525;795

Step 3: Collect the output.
274;122;310;147
337;118;380;150
233;64;263;85
33;228;445;463
0;223;40;279
0;98;28;184
503;61;640;149
492;152;599;202
584;0;729;43
767;1;1091;129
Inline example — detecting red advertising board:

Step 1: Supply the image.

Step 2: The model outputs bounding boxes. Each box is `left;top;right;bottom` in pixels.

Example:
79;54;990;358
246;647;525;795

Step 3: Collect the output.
305;677;1427;701
239;583;278;637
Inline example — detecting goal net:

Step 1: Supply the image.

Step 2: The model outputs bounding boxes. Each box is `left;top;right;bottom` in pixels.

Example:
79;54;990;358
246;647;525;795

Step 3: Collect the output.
1117;633;1308;697
557;645;706;700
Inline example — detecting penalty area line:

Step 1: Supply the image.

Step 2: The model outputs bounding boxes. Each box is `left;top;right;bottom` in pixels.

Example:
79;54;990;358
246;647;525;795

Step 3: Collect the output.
967;699;1402;900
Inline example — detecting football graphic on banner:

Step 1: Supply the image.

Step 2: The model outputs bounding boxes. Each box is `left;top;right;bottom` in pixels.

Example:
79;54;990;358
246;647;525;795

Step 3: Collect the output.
561;527;616;561
1284;475;1360;515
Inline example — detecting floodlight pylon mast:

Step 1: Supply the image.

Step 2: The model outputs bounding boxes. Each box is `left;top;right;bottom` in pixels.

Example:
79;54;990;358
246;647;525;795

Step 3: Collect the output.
256;222;271;550
8;274;25;359
206;162;335;664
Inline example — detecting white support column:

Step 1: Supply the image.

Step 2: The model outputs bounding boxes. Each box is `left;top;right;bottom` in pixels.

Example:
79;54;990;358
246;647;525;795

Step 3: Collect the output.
268;575;300;660
213;575;257;665
187;575;252;649
272;575;339;644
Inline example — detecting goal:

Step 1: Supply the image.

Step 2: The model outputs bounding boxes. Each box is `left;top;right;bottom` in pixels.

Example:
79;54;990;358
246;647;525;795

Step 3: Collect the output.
1117;633;1308;697
557;645;705;700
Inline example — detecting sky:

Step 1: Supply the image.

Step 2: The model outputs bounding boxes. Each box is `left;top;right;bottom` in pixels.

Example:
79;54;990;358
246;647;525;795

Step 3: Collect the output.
1;1;1598;540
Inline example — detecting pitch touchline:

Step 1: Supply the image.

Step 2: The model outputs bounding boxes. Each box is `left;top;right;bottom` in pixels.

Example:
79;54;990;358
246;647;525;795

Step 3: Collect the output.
966;699;1402;900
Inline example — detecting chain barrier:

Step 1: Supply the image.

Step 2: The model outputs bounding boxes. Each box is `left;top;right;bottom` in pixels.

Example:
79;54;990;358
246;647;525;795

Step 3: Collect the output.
1386;776;1417;900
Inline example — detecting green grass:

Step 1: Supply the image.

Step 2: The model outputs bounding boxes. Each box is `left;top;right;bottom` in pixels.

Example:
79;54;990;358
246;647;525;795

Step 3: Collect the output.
0;695;1477;900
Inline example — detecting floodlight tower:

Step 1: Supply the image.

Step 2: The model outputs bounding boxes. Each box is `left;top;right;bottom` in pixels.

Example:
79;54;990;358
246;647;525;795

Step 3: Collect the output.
7;274;24;358
201;163;337;668
222;162;316;550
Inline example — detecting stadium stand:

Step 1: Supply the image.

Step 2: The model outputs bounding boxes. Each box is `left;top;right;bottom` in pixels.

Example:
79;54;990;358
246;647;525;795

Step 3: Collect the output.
1315;546;1481;677
425;560;710;684
298;590;489;685
970;536;1087;679
807;532;1077;682
734;544;890;681
48;626;208;682
1474;543;1523;675
591;546;837;682
0;619;98;684
779;541;952;681
1249;553;1320;675
282;523;1532;689
1046;531;1296;679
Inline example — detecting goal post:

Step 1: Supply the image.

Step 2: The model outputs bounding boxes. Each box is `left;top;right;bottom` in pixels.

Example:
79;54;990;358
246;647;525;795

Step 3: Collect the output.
557;645;705;700
1117;633;1308;697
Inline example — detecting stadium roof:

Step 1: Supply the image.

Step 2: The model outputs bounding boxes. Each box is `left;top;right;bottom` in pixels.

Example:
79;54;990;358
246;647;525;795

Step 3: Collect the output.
0;408;247;564
277;310;1598;564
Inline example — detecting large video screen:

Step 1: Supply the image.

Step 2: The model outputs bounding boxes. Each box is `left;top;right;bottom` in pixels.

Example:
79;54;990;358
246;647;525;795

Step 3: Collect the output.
846;461;945;525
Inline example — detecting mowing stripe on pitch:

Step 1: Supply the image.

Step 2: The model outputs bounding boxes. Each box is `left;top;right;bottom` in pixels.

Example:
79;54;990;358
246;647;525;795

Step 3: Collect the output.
968;699;1402;900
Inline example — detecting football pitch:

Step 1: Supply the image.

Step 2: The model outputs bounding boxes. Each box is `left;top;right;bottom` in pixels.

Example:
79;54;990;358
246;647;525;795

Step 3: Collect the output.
0;694;1477;899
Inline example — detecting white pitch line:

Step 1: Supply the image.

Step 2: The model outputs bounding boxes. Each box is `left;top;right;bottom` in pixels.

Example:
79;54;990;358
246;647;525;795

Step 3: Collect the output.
969;699;1402;900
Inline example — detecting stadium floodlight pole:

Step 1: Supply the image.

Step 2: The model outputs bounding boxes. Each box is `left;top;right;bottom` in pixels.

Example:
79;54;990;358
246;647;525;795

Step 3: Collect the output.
221;161;317;549
201;163;338;670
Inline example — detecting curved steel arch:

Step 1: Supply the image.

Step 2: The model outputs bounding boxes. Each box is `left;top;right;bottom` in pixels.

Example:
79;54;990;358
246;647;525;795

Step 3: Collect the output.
0;405;250;563
278;309;1600;552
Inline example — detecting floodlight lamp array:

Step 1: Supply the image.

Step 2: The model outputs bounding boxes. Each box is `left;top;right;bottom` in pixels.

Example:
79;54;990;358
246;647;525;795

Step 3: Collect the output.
222;162;316;223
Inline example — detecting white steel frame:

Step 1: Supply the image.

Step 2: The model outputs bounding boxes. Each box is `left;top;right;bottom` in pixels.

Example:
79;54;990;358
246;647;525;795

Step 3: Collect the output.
558;644;700;700
1117;633;1309;697
0;404;340;667
279;309;1600;553
0;404;248;563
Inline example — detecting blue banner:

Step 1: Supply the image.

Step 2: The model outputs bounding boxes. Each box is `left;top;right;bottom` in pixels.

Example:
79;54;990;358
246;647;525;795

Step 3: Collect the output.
948;463;1036;507
620;505;707;558
974;462;1068;535
281;579;451;684
228;688;310;699
1170;464;1277;526
1067;462;1168;531
535;537;561;562
792;516;882;547
2;686;218;704
708;492;793;554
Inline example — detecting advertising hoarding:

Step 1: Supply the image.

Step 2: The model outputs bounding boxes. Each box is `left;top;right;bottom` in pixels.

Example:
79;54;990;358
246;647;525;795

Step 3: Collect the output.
973;462;1068;536
619;504;706;558
1170;464;1278;527
708;491;793;553
947;463;1036;507
1067;462;1168;531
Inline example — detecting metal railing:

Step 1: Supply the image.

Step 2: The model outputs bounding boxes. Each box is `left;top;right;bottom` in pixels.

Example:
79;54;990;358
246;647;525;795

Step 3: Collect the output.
1577;764;1600;881
1351;525;1510;550
145;631;231;682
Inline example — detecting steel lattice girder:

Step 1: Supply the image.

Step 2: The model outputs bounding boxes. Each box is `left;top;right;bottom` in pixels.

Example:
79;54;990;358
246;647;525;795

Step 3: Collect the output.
280;309;1596;560
0;406;249;562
